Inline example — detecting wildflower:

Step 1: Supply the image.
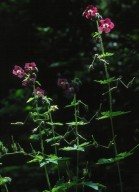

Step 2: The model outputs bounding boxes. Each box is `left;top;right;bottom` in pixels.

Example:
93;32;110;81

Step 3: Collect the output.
22;77;36;87
98;18;114;33
83;5;98;19
57;78;69;89
33;87;45;98
25;62;38;72
12;65;25;78
58;78;81;98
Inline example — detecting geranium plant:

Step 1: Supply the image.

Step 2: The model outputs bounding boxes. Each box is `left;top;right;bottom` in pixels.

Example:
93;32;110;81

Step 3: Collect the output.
0;4;138;192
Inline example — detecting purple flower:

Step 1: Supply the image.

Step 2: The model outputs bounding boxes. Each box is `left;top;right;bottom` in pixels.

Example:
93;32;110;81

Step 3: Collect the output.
98;18;114;33
83;5;98;19
25;62;38;72
33;87;45;98
22;77;36;87
57;78;69;89
58;78;81;98
13;65;25;78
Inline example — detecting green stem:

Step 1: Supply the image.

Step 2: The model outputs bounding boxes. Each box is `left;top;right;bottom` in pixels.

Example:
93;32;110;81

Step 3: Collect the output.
48;105;60;179
4;184;9;192
33;86;52;191
96;21;123;192
74;94;79;192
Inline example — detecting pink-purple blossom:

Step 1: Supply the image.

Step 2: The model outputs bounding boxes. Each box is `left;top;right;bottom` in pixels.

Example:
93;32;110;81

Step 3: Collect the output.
22;77;36;87
83;5;98;19
33;87;45;97
57;78;81;98
98;18;114;33
57;78;69;89
25;62;37;72
13;65;25;78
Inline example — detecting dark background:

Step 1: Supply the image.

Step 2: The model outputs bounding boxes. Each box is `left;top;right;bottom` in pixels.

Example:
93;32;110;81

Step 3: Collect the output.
0;0;139;191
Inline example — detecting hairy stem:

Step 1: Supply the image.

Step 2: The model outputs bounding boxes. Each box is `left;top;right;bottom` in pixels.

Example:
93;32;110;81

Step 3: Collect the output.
96;21;123;192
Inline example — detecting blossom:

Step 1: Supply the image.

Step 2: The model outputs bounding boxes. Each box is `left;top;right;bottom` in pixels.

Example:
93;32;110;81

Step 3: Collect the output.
58;78;81;98
98;18;114;33
25;62;38;72
83;5;98;19
33;87;45;98
12;65;25;78
57;78;69;89
22;77;36;87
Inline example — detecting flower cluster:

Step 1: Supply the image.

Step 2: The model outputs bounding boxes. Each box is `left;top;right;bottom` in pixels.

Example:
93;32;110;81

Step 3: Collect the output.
13;62;37;87
57;78;81;98
13;62;45;98
83;5;114;33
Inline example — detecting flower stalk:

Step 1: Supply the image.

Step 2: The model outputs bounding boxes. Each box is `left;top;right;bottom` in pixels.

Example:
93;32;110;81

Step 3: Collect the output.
96;20;123;192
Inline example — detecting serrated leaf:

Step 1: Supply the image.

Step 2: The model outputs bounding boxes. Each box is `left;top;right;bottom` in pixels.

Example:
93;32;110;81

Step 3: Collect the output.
94;77;116;85
96;151;133;165
83;181;106;191
96;111;130;120
26;97;35;103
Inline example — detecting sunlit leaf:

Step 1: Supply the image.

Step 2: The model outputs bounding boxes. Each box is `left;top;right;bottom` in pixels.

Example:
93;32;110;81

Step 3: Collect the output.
66;121;88;126
0;176;12;186
11;122;24;126
26;97;35;103
96;111;130;120
83;181;106;191
94;77;116;84
46;136;62;143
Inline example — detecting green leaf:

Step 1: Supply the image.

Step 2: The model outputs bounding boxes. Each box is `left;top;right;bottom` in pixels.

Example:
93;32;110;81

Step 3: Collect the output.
66;121;88;126
29;134;40;140
98;52;114;59
40;155;62;167
51;181;78;192
26;97;35;103
60;145;85;152
94;77;116;85
11;122;24;126
96;111;130;120
35;81;41;86
28;155;43;164
92;32;100;38
46;136;62;143
96;151;133;165
0;177;12;186
46;122;63;126
83;181;106;191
